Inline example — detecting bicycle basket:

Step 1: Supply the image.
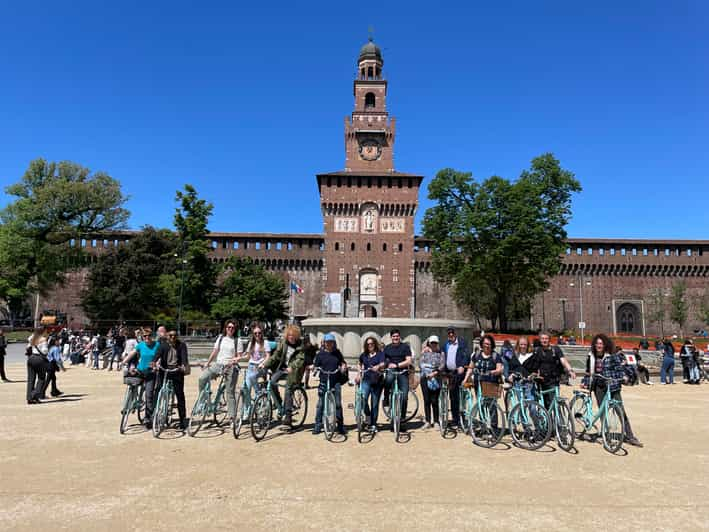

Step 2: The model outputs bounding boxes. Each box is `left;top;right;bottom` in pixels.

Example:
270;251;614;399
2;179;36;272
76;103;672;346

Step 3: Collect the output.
480;382;501;398
124;375;143;387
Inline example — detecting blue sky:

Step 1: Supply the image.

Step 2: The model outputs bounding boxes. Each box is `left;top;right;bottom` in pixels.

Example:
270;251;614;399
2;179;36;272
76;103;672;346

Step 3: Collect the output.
1;1;706;238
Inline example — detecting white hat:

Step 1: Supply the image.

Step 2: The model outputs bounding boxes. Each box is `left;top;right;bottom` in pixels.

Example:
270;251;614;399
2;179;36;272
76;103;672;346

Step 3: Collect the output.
428;335;440;344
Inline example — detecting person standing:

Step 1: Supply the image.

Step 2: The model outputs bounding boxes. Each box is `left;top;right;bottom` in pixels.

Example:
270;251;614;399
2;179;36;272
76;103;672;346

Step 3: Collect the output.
108;327;126;371
122;329;160;427
525;331;576;409
199;321;242;423
238;323;272;413
154;331;189;430
0;329;9;382
660;339;675;384
26;328;49;404
383;329;413;432
312;334;347;435
419;336;445;429
442;325;471;430
357;336;385;432
679;340;694;384
42;336;65;397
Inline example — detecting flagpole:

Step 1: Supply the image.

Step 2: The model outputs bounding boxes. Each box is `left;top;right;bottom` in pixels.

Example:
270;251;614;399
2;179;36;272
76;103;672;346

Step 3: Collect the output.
289;275;294;323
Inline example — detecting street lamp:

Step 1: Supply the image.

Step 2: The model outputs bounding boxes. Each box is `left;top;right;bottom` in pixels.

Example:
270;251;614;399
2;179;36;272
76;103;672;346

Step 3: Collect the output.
569;275;591;345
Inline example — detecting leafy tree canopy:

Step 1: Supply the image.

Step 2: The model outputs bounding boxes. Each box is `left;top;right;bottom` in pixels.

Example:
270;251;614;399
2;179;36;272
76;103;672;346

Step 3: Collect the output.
422;153;581;331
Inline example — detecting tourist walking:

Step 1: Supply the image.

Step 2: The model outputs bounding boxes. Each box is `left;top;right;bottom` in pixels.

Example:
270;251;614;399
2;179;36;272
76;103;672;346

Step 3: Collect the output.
42;336;64;397
586;334;643;447
154;331;189;430
660;339;675;384
357;336;385;431
442;325;470;430
263;324;307;428
26;328;49;404
419;335;445;428
0;329;8;382
312;333;347;435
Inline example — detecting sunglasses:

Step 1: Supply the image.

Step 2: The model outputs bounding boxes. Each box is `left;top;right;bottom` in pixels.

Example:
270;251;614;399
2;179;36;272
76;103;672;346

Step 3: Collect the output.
254;331;263;335
226;325;235;329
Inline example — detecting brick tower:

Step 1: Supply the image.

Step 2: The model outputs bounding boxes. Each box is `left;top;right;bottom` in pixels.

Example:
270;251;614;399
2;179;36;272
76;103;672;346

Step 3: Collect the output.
317;38;423;318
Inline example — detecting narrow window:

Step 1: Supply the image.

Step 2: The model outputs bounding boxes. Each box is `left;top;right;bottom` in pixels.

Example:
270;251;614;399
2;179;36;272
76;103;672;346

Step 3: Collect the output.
364;92;375;109
351;242;355;251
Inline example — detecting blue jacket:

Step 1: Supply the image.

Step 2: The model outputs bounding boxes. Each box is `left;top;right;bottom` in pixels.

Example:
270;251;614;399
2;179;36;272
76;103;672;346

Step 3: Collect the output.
443;336;471;369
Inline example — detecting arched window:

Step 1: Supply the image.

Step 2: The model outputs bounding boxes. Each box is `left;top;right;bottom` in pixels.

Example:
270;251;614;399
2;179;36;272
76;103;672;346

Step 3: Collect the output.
366;242;371;251
351;242;355;251
335;242;340;251
365;92;375;109
382;243;387;252
398;243;403;252
367;66;374;79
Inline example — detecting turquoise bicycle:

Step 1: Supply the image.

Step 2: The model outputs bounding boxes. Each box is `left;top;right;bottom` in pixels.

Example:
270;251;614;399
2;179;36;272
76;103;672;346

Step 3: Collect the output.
232;365;258;439
467;371;506;448
316;367;344;441
354;368;381;443
188;365;230;436
535;379;575;452
250;371;308;441
385;368;408;442
458;381;474;432
152;367;181;438
569;373;625;454
506;373;551;450
119;369;145;434
437;373;451;436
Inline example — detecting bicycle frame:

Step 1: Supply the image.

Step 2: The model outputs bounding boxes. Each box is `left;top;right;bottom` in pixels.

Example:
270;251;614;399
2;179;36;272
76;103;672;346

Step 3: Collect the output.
573;379;622;432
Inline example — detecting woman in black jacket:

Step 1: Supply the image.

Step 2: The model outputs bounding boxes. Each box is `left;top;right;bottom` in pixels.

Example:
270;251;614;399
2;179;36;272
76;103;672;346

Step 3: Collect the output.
154;331;190;430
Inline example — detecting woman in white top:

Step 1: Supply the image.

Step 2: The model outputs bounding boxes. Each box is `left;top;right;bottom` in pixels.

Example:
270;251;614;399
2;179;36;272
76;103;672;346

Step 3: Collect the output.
198;320;247;421
26;328;49;404
239;323;272;413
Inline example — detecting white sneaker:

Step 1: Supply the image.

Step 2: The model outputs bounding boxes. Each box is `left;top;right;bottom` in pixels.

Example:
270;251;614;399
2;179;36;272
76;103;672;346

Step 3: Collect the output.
646;381;653;385
659;382;666;385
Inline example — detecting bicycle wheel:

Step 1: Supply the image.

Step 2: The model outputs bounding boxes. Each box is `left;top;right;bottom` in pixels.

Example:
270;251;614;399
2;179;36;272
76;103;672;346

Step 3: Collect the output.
152;391;167;438
552;400;575;452
250;393;273;442
508;402;550;451
602;403;625;454
290;387;308;429
187;389;209;437
438;387;449;436
323;391;337;441
392;391;402;442
459;389;472;432
569;393;591;438
404;390;419;423
470;398;505;448
213;389;228;426
355;389;365;443
232;388;245;439
120;386;135;434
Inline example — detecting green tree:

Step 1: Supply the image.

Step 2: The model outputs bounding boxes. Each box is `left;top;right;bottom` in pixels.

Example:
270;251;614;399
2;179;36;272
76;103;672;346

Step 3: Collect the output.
422;154;581;331
669;280;688;338
0;158;129;319
171;184;217;315
211;258;288;326
696;291;709;330
647;288;668;337
81;227;177;322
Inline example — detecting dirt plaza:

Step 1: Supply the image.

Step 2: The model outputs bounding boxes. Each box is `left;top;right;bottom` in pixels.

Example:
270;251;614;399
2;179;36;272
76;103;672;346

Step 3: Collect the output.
0;360;707;532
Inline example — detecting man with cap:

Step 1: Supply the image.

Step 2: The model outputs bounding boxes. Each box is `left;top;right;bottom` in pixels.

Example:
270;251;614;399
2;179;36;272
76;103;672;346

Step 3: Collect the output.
312;333;348;435
442;325;471;429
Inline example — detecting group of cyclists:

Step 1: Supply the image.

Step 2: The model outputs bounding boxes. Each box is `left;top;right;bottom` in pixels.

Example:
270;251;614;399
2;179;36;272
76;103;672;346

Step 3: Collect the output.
118;320;644;449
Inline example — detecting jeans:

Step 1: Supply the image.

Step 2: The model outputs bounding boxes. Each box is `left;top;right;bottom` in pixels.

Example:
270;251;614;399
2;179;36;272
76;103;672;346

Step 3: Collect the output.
420;377;441;424
384;370;410;427
42;361;60;395
198;363;239;418
315;382;343;428
660;357;675;384
360;379;383;426
143;371;158;422
92;349;100;369
244;363;261;411
270;369;294;417
108;345;122;370
26;355;47;401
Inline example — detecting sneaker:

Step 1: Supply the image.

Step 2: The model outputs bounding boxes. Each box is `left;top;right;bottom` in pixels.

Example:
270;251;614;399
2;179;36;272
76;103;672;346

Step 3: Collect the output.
626;437;644;448
370;425;378;433
51;391;64;397
659;382;667;385
646;381;653;385
312;425;322;435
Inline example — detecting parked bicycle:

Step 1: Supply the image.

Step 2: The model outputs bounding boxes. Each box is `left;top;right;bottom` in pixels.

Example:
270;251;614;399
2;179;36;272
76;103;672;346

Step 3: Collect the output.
382;389;419;425
315;367;343;441
467;370;506;448
535;378;575;452
232;366;258;439
250;371;308;442
354;367;381;443
152;367;181;438
569;373;625;453
385;368;409;441
437;372;453;436
188;365;230;436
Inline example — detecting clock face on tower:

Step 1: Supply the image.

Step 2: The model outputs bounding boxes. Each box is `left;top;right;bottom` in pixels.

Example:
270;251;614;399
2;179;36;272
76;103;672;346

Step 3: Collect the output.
359;138;382;161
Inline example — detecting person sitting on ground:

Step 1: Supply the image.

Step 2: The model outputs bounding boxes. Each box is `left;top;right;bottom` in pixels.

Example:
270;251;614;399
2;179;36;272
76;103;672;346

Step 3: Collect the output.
420;336;445;429
585;333;643;447
154;330;189;430
632;347;653;385
312;334;347;435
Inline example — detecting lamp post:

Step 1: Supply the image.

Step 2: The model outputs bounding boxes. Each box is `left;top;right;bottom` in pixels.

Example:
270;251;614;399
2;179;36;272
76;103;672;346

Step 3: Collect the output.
569;274;591;345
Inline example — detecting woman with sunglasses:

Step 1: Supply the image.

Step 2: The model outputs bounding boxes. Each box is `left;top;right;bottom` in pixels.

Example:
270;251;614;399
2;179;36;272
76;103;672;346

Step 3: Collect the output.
238;323;272;415
122;328;160;427
199;320;244;423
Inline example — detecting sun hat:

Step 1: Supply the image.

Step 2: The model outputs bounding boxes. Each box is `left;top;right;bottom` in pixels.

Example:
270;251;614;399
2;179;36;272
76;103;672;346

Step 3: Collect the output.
428;335;440;344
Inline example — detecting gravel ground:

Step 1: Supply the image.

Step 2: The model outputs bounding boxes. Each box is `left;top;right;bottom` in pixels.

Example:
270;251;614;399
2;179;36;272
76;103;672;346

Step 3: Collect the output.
0;356;707;532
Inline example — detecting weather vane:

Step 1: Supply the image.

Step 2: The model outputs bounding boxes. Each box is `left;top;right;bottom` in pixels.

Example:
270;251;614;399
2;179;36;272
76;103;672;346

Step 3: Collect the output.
368;25;375;42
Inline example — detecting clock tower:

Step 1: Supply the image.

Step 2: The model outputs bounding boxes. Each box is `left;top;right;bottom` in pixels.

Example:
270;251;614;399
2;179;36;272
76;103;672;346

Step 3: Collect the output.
317;38;422;319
